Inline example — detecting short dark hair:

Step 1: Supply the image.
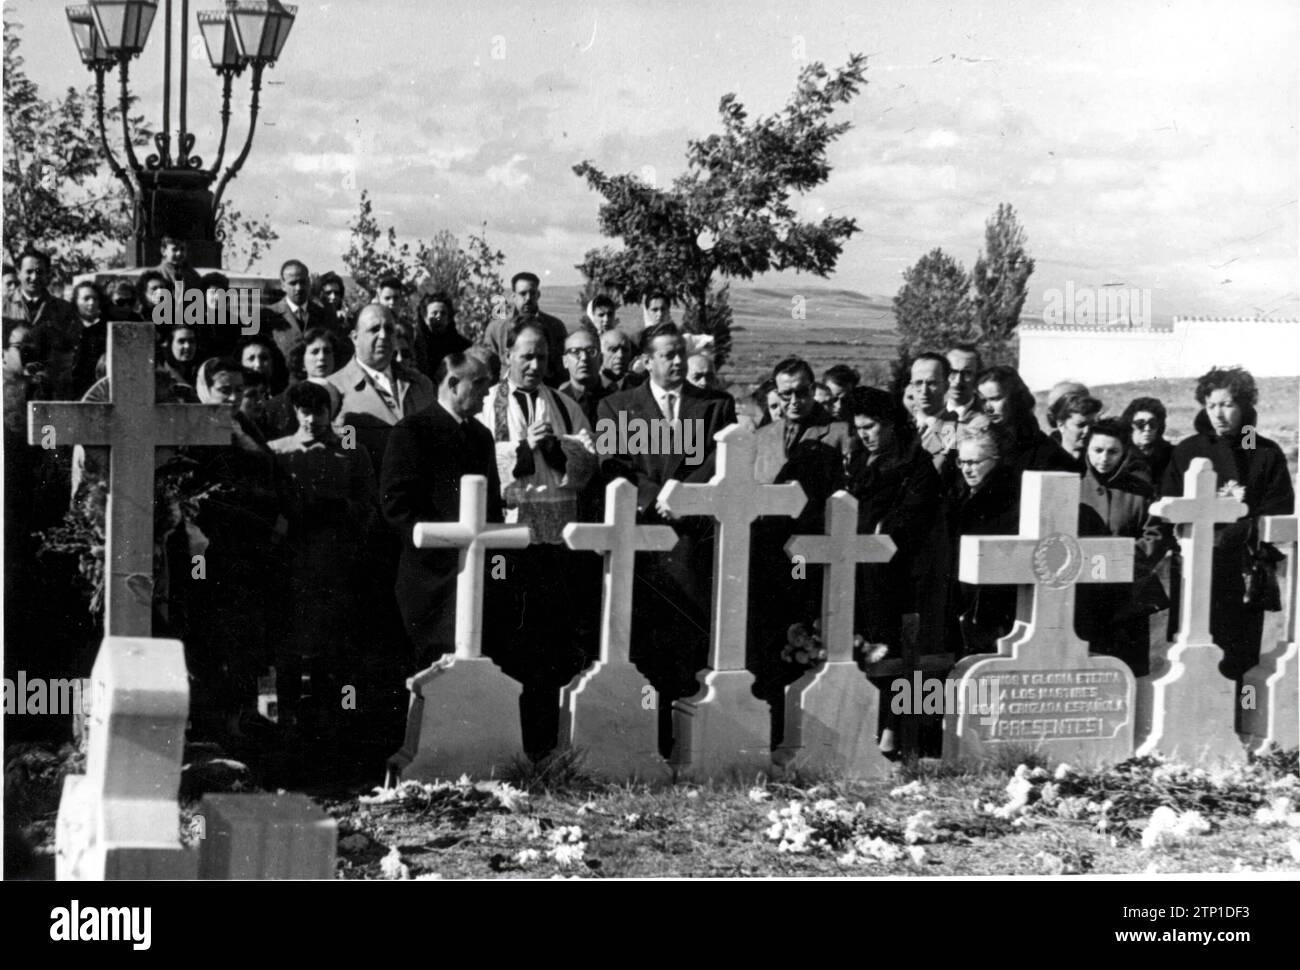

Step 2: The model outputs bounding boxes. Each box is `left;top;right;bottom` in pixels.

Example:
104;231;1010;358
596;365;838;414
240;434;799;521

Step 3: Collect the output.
433;350;478;388
279;259;308;279
910;352;951;379
1081;418;1130;456
418;290;456;320
506;317;549;351
1048;392;1103;427
948;342;982;363
318;271;345;293
643;289;671;306
845;385;915;444
591;294;617;313
511;271;540;290
70;280;107;309
160;233;185;246
1194;366;1258;410
18;247;51;271
752;378;778;427
1120;396;1167;435
640;321;681;356
288;327;340;379
199;271;230;292
2;263;14;277
287;380;332;413
376;276;404;294
823;364;860;389
772;356;815;385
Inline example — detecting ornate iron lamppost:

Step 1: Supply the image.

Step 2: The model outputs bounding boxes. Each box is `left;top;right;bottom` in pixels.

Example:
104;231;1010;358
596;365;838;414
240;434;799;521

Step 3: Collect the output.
65;0;296;268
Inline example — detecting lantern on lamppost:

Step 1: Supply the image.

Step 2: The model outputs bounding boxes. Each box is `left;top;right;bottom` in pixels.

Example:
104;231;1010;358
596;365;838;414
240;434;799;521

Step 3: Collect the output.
64;0;297;268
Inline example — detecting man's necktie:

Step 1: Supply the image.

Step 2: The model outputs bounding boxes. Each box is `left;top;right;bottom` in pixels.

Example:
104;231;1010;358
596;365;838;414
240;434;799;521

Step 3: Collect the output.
663;391;677;423
784;420;801;454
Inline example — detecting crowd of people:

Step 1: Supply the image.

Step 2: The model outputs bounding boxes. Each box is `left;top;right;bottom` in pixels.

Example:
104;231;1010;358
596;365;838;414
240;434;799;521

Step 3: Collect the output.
3;240;1294;772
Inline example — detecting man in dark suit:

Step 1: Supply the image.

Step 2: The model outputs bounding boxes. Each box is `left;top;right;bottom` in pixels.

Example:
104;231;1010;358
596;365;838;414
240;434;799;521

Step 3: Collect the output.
3;248;79;400
327;305;436;476
381;353;497;668
750;356;854;739
412;290;471;380
266;259;336;365
558;327;609;426
594;323;736;755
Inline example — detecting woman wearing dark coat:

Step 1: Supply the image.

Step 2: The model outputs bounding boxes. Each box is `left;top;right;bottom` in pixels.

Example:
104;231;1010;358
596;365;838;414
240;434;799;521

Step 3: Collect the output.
976;365;1078;484
1075;419;1167;675
845;386;948;755
1120;396;1174;495
1156;367;1294;679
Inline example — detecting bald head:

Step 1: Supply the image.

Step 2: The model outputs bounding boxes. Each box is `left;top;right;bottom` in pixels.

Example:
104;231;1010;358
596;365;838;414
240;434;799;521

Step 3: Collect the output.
600;327;633;379
686;353;718;391
351;304;396;370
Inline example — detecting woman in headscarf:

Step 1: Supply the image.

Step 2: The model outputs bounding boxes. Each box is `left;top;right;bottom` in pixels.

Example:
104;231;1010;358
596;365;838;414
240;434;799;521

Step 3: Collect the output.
181;357;289;746
1155;366;1294;680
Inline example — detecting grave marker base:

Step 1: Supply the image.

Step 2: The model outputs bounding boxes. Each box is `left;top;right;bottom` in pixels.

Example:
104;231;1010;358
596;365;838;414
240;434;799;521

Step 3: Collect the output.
776;662;891;778
1136;639;1247;762
56;775;197;880
1242;639;1298;753
671;669;772;779
559;661;668;780
393;657;525;781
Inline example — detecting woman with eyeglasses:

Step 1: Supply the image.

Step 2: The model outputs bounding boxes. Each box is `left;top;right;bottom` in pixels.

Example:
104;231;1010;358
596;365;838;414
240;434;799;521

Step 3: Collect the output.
947;423;1022;657
1156;366;1294;680
1119;397;1173;494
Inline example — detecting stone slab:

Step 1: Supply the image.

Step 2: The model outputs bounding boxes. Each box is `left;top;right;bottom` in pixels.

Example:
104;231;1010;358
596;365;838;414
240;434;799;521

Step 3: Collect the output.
776;662;891;779
671;669;772;780
197;793;337;880
559;661;668;781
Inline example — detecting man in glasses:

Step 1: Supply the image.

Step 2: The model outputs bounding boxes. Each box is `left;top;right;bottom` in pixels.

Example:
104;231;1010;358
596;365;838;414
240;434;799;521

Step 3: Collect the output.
558;327;609;426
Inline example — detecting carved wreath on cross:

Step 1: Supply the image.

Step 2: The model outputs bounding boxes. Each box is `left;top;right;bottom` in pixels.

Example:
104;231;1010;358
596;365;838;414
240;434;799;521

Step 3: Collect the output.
1031;533;1084;589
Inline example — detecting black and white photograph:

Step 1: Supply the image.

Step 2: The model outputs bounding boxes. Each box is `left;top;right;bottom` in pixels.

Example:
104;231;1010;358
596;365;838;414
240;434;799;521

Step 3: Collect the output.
2;0;1298;914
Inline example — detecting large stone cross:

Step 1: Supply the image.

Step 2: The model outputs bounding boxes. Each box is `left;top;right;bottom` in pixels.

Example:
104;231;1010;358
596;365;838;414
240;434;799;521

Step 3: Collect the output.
944;471;1137;765
1137;457;1249;759
397;474;531;781
410;474;531;660
557;479;678;778
27;321;231;637
777;491;897;777
658;423;806;776
658;423;807;671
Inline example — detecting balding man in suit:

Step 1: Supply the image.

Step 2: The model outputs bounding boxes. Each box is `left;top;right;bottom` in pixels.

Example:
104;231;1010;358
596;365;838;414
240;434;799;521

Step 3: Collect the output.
327;304;436;476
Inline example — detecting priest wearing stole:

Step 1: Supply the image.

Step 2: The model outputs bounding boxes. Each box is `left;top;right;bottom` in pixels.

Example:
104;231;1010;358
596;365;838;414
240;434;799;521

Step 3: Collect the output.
475;318;599;758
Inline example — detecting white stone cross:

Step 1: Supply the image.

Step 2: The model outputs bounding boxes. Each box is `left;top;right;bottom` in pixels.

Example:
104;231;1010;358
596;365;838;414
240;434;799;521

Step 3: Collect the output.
1137;457;1250;759
784;491;896;661
27;321;231;637
777;491;897;778
557;479;678;778
658;423;807;671
562;478;679;665
56;636;197;879
960;472;1134;650
945;472;1137;766
1242;497;1298;752
411;474;531;660
1150;457;1248;645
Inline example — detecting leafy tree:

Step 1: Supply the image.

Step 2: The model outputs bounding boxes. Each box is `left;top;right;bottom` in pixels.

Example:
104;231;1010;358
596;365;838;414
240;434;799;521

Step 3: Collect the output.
3;20;148;281
4;22;275;281
573;53;869;367
341;190;507;342
892;247;976;368
971;203;1035;367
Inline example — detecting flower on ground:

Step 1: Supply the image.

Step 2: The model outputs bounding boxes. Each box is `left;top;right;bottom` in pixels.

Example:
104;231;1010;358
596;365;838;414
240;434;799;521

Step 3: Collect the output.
890;780;926;799
904;810;939;844
379;846;410;880
838;836;904;866
908;846;926;866
1142;806;1211;849
1035;851;1066;875
1254;797;1300;828
515;848;541;865
748;787;771;803
547;825;587;867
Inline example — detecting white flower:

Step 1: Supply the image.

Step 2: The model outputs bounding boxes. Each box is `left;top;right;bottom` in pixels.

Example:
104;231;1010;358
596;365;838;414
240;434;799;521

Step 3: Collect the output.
1039;783;1060;805
813;798;840;814
515;848;541;865
685;789;700;800
1053;763;1072;781
414;872;444;880
1142;807;1211;849
747;787;771;803
624;813;642;824
904;810;938;844
1288;839;1300;864
908;846;927;866
547;825;584;846
379;846;410;880
550;842;586;867
1253;796;1299;827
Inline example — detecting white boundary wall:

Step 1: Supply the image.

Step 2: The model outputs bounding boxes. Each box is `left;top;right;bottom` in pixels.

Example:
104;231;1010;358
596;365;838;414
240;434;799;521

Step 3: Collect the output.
1017;317;1300;391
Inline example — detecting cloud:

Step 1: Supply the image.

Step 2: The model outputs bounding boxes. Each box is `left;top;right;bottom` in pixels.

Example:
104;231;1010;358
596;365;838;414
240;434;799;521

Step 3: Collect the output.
485;153;533;189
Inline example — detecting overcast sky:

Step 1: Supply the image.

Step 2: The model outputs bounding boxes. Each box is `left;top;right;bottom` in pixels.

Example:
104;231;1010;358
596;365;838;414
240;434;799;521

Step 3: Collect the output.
8;0;1298;320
